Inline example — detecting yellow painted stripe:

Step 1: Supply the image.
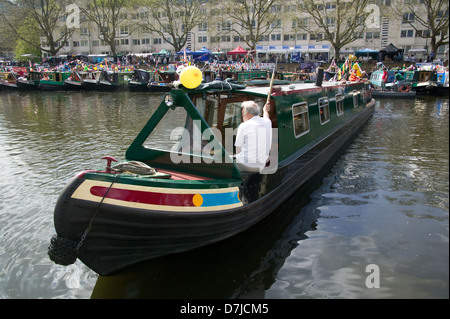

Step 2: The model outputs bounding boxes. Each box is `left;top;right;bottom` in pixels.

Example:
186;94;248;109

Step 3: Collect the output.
71;180;243;212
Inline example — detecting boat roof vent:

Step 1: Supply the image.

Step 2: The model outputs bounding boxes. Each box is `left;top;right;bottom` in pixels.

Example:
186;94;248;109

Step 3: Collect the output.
272;86;282;92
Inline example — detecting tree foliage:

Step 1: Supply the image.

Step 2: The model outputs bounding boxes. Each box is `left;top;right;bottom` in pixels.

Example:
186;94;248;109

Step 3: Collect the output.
76;0;133;61
138;0;209;53
218;0;284;50
291;0;372;57
14;16;42;59
0;0;75;56
391;0;449;54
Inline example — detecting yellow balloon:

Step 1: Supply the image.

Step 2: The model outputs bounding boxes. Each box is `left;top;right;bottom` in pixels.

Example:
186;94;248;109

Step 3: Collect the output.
179;66;203;89
349;54;357;62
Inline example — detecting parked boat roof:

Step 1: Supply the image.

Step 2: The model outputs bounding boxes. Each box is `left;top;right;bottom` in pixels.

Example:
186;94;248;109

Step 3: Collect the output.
189;80;362;96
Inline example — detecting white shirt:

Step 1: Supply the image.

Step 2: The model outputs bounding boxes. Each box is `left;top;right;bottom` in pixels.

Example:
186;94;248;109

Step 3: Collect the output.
235;116;272;169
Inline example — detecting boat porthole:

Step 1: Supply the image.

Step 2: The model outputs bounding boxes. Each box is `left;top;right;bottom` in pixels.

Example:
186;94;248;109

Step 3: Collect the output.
192;194;203;207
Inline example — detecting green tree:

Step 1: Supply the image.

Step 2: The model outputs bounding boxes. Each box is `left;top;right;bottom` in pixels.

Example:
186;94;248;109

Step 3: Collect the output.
76;0;133;61
217;0;283;51
138;0;209;53
391;0;449;55
0;0;17;57
291;0;372;58
0;0;76;57
14;16;42;60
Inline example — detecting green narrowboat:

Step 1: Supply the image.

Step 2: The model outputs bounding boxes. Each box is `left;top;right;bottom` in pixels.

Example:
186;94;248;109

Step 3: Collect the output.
97;70;134;91
404;68;437;94
38;71;71;91
221;69;269;82
48;71;375;275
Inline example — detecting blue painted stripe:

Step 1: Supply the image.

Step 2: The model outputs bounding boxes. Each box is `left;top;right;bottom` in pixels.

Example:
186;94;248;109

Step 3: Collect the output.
201;191;241;207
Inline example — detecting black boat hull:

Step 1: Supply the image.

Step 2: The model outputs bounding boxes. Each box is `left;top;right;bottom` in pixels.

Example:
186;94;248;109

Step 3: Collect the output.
148;82;172;93
17;81;40;91
38;83;66;91
64;80;85;91
128;82;149;92
0;83;19;90
371;90;416;99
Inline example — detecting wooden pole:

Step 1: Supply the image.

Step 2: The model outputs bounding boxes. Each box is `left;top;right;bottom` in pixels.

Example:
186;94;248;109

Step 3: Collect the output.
266;57;278;104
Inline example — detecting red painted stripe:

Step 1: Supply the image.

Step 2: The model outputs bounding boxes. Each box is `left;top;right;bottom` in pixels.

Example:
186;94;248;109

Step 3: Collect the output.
90;186;195;206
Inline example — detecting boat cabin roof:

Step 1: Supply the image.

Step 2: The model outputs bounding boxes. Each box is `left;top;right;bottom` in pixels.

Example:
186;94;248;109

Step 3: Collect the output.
126;80;370;180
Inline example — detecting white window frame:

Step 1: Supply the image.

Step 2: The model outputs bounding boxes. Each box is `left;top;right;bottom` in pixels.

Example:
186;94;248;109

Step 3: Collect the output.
292;102;310;138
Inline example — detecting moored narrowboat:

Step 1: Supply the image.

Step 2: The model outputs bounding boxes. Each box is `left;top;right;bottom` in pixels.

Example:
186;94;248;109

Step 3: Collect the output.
433;70;449;96
17;71;42;90
81;71;102;90
0;72;19;90
64;71;86;90
369;69;404;90
148;81;172;92
128;69;153;92
404;68;437;94
128;69;173;93
38;71;71;91
221;69;269;82
48;67;375;275
95;70;133;91
369;69;418;97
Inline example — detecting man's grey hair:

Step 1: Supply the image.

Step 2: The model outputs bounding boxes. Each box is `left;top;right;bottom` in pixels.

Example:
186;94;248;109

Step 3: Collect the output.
242;101;260;116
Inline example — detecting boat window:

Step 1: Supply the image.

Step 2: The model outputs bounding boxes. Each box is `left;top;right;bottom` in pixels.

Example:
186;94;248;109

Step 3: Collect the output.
190;93;272;153
219;96;245;132
318;97;330;124
142;106;219;161
419;72;430;82
336;93;344;116
353;90;359;108
195;94;218;128
193;93;245;132
292;102;310;138
143;106;189;152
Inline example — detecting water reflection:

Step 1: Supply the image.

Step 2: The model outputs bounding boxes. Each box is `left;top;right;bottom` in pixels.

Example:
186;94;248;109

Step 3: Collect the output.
0;91;162;298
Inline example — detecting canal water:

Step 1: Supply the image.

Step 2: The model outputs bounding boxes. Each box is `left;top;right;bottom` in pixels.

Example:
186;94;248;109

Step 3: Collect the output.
0;90;448;299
